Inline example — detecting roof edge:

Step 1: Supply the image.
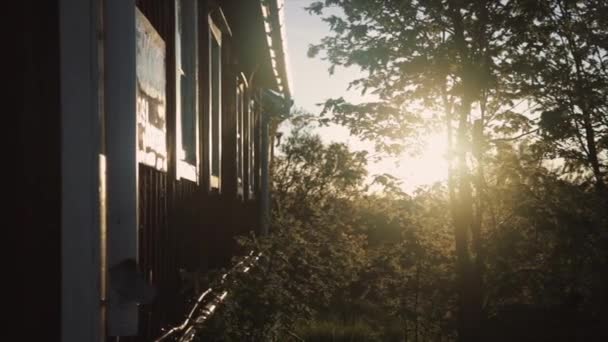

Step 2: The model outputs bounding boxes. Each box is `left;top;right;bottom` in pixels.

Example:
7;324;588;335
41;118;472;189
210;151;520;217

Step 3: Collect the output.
260;0;292;99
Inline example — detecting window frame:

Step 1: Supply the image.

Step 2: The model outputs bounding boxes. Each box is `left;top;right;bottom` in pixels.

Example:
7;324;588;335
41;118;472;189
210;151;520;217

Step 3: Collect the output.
246;97;257;200
208;15;222;190
236;73;248;197
175;0;199;182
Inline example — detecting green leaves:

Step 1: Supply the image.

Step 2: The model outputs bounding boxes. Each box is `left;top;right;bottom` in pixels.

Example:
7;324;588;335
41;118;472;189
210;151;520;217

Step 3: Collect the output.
197;119;606;341
306;1;324;15
306;44;321;58
539;108;573;140
319;98;425;156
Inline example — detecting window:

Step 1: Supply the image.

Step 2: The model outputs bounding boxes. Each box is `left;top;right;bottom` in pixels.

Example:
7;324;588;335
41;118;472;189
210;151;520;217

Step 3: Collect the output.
136;8;167;172
236;74;247;196
209;16;222;189
175;0;198;181
247;98;256;198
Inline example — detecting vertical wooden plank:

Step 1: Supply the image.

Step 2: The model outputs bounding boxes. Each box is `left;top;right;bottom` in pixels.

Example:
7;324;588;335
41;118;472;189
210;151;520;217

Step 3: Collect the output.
243;87;251;200
221;38;237;198
105;0;138;336
144;168;150;283
60;0;102;339
198;2;210;190
260;103;270;236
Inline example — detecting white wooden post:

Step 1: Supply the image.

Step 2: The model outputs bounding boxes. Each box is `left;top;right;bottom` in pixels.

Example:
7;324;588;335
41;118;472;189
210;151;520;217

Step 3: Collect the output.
60;0;102;340
104;0;139;336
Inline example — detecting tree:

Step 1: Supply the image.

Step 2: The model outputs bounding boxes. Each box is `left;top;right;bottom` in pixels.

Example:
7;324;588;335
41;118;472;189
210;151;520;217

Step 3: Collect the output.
306;1;538;340
305;0;608;338
505;0;608;191
198;127;457;341
272;125;368;220
192;120;607;341
198;128;370;341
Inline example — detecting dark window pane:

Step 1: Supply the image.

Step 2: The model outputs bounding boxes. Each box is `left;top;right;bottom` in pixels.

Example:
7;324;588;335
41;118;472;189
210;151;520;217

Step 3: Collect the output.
211;37;221;177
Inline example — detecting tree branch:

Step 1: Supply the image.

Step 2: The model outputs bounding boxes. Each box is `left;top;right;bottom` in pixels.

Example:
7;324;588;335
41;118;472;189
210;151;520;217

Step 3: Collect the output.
489;128;539;143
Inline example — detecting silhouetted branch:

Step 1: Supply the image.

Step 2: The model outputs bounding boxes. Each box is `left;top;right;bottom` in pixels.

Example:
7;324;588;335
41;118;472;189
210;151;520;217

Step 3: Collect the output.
489;128;539;143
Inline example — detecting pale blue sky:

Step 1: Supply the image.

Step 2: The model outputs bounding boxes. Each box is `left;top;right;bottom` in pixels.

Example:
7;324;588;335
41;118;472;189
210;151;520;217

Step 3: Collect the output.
283;1;363;140
282;1;447;193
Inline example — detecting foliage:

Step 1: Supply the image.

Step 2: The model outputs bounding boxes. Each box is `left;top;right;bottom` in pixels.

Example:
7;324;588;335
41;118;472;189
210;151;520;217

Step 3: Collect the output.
295;319;381;342
198;129;457;341
303;1;608;340
272;125;368;219
505;0;608;188
197;121;607;341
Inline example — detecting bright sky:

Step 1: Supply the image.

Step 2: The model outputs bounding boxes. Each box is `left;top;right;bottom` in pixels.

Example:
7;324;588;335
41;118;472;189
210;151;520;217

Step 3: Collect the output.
282;1;447;193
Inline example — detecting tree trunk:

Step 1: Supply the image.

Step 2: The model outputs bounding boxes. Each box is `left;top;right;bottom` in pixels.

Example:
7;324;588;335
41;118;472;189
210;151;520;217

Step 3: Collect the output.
559;0;606;192
448;5;485;339
452;98;483;342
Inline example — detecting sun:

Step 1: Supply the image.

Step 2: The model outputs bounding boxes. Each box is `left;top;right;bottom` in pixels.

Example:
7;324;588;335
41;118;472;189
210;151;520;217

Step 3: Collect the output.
367;130;448;193
401;131;449;189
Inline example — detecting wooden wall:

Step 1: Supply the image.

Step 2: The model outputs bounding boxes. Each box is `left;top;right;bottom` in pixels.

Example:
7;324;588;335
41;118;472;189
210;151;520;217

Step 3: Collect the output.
19;0;264;340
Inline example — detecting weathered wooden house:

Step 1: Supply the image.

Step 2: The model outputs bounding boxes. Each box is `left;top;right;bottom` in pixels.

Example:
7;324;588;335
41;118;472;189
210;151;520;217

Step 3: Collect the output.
21;0;291;340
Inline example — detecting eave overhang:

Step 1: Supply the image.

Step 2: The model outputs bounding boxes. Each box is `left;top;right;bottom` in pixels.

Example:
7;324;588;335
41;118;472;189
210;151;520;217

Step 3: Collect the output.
260;0;292;100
